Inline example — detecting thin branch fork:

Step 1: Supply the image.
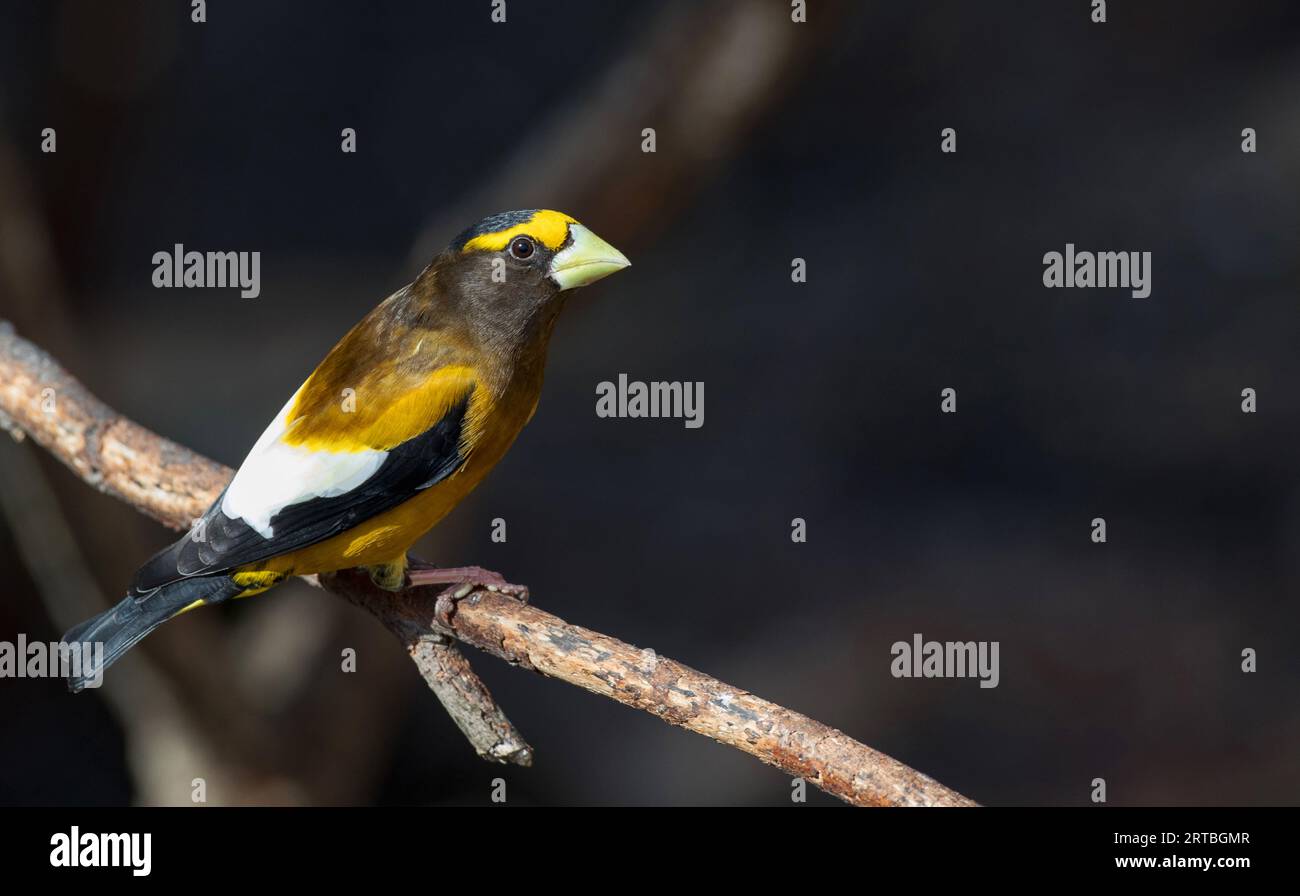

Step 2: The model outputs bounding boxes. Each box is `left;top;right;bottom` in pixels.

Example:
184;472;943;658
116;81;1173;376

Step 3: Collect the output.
0;321;977;807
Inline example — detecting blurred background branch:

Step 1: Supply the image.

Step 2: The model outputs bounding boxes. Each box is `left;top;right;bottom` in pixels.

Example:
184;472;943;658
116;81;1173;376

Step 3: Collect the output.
409;0;843;267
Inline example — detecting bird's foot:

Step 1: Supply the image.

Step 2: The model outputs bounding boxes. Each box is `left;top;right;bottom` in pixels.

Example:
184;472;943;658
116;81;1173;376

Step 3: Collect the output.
406;561;530;603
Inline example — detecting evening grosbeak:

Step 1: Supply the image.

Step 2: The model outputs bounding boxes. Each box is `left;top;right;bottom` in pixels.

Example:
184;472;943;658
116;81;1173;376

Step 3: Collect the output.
62;210;629;691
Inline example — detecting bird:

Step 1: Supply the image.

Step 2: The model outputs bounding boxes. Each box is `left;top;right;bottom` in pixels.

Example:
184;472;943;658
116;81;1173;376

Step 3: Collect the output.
61;209;629;692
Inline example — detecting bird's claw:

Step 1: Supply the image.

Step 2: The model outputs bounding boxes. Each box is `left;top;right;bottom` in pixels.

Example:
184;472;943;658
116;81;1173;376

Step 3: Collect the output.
407;564;529;604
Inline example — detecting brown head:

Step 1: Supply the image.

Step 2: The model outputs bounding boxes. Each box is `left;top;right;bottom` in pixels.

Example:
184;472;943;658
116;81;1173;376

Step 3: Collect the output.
412;209;630;364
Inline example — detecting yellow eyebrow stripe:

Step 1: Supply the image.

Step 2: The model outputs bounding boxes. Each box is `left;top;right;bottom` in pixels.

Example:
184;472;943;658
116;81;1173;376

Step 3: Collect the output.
461;210;576;253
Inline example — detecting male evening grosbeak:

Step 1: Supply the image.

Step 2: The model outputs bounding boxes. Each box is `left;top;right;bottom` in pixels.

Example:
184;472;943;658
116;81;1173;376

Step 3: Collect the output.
62;210;629;691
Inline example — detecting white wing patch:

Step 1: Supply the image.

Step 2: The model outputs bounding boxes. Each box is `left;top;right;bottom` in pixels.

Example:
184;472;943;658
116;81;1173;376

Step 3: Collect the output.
220;390;386;539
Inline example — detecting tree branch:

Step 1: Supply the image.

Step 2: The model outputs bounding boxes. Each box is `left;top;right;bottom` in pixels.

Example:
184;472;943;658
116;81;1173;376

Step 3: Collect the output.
0;321;976;806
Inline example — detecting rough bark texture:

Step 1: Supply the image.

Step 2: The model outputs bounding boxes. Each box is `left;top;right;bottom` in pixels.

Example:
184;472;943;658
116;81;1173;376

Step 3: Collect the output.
1;321;977;806
0;321;230;527
326;567;976;806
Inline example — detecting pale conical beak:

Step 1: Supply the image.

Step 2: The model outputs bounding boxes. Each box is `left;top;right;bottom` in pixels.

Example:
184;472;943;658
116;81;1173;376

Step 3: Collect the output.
549;224;630;290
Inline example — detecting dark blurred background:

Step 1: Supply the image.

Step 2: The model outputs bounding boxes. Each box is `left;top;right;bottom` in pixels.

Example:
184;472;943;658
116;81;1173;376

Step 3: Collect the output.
1;0;1297;806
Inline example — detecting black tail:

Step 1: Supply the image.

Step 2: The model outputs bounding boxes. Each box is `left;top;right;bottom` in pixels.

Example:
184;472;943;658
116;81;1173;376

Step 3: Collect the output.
61;576;241;692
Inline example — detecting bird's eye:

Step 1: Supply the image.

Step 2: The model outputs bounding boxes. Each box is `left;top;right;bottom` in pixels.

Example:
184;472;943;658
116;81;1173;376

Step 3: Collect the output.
509;236;535;260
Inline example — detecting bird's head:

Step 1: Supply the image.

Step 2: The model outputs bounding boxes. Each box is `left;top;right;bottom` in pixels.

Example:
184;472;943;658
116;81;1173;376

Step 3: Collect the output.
450;209;629;291
426;209;630;353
